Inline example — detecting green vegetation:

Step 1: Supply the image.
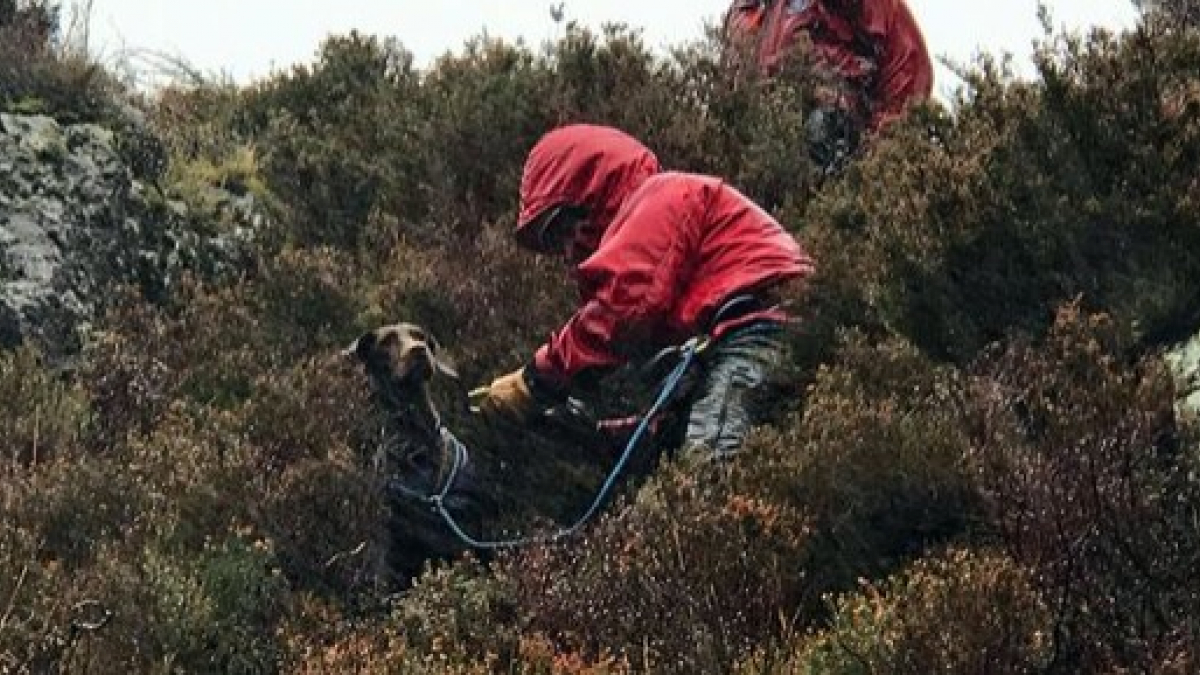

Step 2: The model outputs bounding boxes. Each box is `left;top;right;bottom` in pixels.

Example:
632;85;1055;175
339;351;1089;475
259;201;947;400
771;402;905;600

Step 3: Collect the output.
3;2;1200;672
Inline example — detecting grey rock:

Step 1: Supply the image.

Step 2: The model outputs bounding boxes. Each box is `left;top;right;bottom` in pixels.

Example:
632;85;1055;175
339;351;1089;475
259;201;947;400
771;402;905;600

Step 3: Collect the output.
1165;329;1200;421
0;112;261;360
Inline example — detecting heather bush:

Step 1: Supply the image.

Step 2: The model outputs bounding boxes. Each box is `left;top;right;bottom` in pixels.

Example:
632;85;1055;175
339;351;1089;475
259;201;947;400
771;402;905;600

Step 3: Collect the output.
256;457;384;596
238;353;377;471
416;36;554;239
76;295;188;447
0;533;145;673
963;304;1200;672
760;548;1050;675
248;246;368;358
392;557;522;666
502;465;812;673
1;461;151;671
733;332;981;606
1137;0;1200;26
141;532;287;675
247;32;426;249
150;82;256;177
81;283;262;414
0;346;90;468
4;456;146;573
81;247;365;426
0;0;112;122
278;594;411;673
244;359;388;596
801;18;1200;364
372;226;575;380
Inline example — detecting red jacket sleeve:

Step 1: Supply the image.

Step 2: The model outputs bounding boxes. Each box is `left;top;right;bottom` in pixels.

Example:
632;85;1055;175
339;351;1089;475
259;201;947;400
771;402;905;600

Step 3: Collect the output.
532;184;700;387
858;0;934;130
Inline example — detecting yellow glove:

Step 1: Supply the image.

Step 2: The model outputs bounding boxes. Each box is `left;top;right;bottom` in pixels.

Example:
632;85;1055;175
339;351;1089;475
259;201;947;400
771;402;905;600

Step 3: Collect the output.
469;368;534;423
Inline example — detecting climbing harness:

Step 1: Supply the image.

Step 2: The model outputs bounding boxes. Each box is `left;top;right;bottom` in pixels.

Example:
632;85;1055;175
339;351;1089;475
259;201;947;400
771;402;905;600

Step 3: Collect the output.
391;334;710;550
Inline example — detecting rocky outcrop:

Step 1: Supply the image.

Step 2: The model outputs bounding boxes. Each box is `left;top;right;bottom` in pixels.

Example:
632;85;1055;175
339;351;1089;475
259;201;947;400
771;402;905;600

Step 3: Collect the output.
1166;330;1200;420
0;112;257;358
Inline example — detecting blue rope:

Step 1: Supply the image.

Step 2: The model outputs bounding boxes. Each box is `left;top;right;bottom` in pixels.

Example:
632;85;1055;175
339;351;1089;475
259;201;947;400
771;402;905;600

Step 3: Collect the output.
398;335;706;550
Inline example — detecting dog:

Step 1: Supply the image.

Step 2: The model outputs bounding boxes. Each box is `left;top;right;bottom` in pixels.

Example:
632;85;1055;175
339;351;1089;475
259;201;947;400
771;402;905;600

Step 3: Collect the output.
344;322;485;582
344;321;659;581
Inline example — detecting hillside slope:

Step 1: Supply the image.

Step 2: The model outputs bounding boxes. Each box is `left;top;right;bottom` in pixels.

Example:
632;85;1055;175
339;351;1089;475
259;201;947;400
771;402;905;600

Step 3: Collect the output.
2;4;1200;673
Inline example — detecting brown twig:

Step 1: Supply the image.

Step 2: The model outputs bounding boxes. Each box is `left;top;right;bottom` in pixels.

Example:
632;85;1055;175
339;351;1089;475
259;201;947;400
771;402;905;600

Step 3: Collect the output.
324;541;368;569
0;564;29;634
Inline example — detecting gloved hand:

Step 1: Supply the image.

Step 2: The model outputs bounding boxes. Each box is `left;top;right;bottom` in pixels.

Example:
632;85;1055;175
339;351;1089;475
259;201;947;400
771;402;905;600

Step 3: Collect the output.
469;368;535;424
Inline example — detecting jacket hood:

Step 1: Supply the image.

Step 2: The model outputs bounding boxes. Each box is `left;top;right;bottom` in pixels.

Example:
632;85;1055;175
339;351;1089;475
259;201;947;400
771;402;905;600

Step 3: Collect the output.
515;124;661;253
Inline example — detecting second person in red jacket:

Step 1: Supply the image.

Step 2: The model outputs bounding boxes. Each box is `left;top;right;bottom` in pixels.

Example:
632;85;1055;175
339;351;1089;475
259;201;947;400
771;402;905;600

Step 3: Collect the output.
472;124;816;461
724;0;934;173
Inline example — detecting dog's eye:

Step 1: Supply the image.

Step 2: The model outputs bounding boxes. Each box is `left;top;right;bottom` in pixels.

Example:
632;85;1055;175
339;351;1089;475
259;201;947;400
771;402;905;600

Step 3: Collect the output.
379;333;399;349
410;328;429;344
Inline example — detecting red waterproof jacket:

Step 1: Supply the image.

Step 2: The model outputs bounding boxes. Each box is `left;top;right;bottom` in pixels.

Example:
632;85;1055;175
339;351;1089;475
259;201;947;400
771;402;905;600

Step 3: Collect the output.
724;0;933;131
514;125;815;389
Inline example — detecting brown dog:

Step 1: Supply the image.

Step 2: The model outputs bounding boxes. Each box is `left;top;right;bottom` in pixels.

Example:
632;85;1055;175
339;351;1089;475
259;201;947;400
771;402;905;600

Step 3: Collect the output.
343;323;482;583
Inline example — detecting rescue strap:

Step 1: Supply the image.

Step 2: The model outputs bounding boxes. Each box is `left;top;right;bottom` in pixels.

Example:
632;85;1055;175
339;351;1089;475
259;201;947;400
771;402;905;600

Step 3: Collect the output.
391;335;710;550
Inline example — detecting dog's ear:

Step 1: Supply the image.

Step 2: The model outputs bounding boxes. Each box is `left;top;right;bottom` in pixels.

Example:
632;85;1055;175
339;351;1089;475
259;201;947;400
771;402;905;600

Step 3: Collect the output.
343;331;377;363
428;334;459;379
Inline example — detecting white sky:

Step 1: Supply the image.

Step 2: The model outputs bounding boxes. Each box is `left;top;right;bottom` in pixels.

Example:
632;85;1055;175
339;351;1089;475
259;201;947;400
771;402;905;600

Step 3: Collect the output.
80;1;1140;99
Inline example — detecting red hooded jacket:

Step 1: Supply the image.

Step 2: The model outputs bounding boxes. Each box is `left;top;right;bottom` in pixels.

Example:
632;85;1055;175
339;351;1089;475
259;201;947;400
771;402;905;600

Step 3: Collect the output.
515;125;815;389
724;0;933;131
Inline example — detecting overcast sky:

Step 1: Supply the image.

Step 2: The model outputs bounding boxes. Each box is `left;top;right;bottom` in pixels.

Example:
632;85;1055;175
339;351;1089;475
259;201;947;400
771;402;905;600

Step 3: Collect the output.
81;1;1140;98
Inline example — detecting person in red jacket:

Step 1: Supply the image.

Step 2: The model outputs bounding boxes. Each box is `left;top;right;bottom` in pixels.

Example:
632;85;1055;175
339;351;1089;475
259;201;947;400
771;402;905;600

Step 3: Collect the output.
723;0;934;172
471;124;815;460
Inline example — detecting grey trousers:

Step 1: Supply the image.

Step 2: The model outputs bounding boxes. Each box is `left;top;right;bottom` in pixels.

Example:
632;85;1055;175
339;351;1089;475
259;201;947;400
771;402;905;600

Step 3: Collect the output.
681;322;787;461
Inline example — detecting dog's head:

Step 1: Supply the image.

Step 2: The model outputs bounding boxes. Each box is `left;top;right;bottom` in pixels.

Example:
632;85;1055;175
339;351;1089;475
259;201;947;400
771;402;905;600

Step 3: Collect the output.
344;322;458;387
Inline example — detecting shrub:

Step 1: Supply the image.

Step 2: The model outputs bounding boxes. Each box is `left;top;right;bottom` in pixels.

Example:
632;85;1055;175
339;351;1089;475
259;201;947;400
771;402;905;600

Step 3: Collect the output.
4;456;146;574
247;246;368;359
0;534;148;673
82;247;365;437
0;0;114;122
416;35;554;239
1137;0;1200;27
248;32;426;248
150;81;256;175
800;18;1200;364
79;282;262;422
503;465;812;673
766;548;1050;675
0;459;155;671
964;304;1200;672
369;226;575;382
278;594;411;673
237;354;377;472
77;293;188;448
142;532;287;674
393;557;522;668
733;332;982;607
256;458;386;597
0;346;90;468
